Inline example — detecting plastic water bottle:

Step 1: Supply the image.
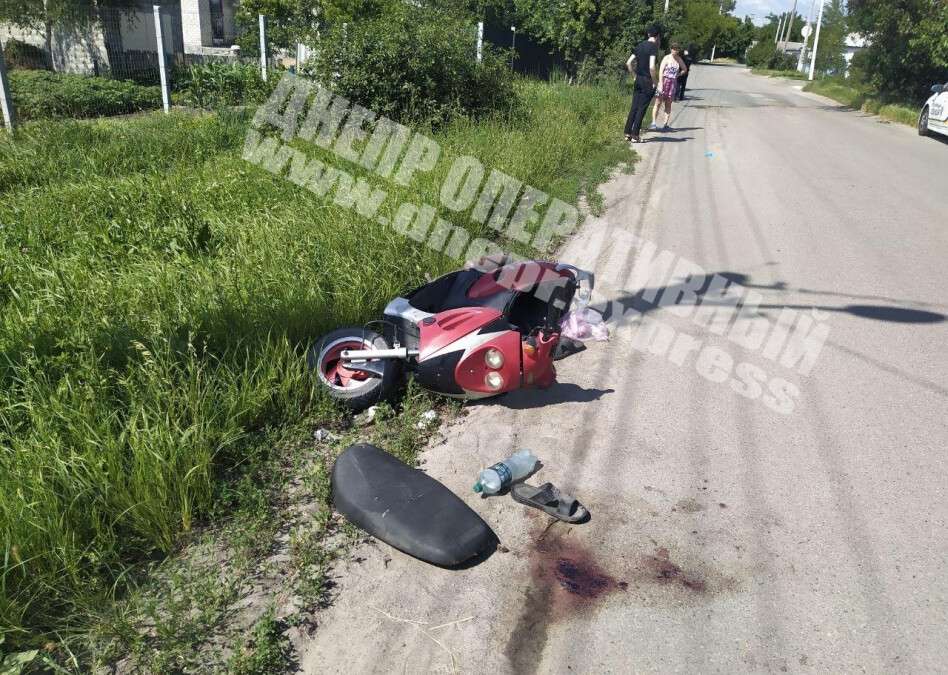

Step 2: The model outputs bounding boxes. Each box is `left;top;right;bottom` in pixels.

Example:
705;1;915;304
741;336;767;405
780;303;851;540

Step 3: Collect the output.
473;449;538;494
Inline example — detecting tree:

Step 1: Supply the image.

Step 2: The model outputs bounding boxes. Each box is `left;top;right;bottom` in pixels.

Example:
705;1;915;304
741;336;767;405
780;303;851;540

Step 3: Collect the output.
512;0;638;68
848;0;948;101
0;0;110;31
234;0;393;53
679;0;717;56
674;0;746;59
721;15;755;59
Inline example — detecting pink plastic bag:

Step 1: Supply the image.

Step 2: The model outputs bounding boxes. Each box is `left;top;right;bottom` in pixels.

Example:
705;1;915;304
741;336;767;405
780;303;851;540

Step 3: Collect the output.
560;307;609;341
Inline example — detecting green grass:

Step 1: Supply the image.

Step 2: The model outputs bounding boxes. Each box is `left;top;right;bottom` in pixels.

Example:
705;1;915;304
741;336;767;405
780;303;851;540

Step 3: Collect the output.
0;76;633;663
804;77;919;127
80;381;452;673
228;608;292;675
7;70;163;121
751;67;808;80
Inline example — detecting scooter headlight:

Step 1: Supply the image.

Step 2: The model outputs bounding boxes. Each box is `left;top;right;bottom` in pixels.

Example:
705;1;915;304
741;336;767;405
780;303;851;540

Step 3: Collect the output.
485;371;505;391
484;348;504;369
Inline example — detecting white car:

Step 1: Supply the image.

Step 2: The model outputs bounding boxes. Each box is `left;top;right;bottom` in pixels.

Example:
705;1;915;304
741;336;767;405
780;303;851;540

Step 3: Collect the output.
918;82;948;138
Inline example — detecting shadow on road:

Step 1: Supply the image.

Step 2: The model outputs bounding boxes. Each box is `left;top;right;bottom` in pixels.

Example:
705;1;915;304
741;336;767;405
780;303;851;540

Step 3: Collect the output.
599;271;946;325
922;132;948;146
644;136;694;143
476;382;615;410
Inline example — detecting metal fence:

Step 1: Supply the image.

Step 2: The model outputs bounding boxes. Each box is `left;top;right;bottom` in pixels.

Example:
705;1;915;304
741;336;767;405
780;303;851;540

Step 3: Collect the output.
0;8;548;132
1;5;181;83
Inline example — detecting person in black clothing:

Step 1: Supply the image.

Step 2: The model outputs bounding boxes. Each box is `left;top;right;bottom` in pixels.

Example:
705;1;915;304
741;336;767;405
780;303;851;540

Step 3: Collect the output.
677;49;694;101
623;25;660;144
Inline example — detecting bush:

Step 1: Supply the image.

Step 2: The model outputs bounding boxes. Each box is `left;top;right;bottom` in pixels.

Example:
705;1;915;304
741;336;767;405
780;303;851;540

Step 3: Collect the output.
173;61;280;108
301;4;515;125
575;41;632;85
2;38;50;70
9;71;162;120
746;41;797;71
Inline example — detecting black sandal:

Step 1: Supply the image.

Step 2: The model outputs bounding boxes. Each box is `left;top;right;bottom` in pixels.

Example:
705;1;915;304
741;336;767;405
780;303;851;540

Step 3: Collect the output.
511;482;589;523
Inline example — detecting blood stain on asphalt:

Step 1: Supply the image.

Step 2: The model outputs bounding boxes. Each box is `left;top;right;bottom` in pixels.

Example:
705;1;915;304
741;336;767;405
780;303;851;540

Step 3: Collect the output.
554;556;613;599
504;526;626;675
535;534;626;603
506;528;729;674
643;546;707;593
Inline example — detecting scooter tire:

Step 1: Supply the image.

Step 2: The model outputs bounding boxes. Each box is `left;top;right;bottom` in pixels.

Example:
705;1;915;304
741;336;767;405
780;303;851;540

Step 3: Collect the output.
307;327;401;411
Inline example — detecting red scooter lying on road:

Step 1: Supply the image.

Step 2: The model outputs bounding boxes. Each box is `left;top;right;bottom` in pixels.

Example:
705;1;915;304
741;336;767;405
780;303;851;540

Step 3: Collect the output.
308;258;595;411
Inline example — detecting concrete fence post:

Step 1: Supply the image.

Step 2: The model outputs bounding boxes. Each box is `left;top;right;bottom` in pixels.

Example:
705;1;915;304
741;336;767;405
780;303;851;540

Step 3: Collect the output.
153;6;170;114
0;39;16;132
511;26;516;68
476;21;483;63
259;14;267;81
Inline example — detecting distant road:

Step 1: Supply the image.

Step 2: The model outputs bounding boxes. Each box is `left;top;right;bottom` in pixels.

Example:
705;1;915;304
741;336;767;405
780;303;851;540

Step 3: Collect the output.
294;63;948;674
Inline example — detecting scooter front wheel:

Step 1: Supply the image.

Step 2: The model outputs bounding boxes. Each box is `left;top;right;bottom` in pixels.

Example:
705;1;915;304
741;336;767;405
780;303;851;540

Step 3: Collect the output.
307;327;401;411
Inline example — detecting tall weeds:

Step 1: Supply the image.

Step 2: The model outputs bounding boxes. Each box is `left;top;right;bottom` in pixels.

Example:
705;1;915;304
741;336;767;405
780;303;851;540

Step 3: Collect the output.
0;78;631;648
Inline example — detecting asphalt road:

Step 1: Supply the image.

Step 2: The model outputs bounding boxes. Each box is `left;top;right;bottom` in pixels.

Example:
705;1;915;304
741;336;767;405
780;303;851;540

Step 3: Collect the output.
293;63;948;674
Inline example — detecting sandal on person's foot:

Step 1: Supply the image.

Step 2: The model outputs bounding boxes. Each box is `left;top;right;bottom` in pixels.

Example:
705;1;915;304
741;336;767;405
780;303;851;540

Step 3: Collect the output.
511;482;589;523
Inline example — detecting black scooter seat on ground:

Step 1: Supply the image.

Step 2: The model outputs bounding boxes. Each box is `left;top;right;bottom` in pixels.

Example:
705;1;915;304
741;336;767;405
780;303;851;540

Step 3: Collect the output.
332;444;497;567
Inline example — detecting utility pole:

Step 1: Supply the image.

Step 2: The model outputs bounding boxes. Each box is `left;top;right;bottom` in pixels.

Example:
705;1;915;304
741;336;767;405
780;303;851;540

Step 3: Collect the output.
782;0;799;44
710;0;724;62
808;0;825;80
805;0;818;30
775;13;785;44
664;0;670;13
797;0;818;71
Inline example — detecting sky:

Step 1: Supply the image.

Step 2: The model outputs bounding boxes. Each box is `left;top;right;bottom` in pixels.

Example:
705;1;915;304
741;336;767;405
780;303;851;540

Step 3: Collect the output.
733;0;823;26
